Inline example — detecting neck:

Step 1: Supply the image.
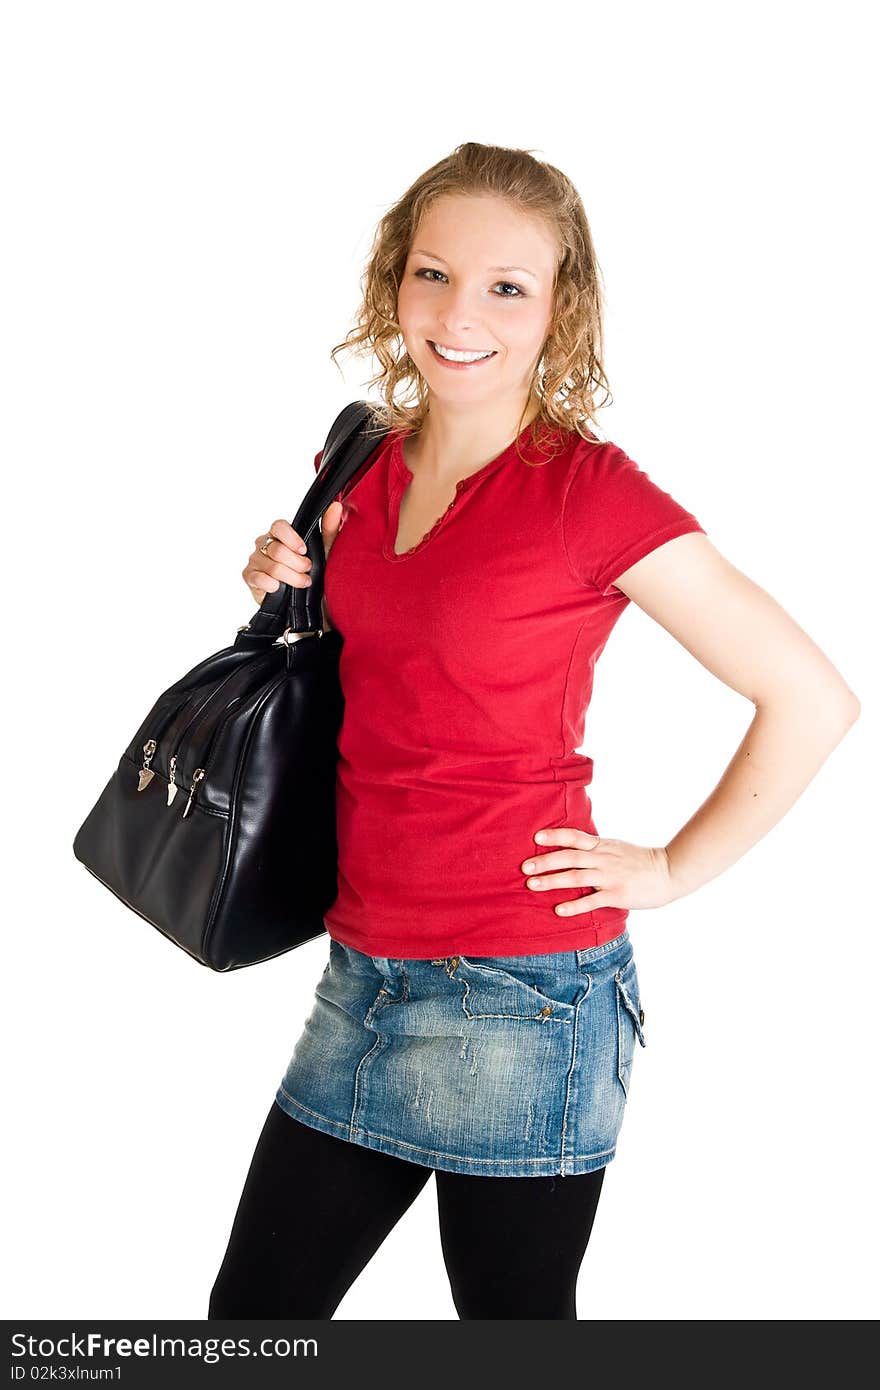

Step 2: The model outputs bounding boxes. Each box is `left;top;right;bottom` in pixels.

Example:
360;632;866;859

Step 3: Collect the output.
403;393;543;483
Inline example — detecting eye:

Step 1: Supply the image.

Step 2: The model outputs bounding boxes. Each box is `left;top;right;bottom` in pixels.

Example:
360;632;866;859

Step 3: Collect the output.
413;268;526;298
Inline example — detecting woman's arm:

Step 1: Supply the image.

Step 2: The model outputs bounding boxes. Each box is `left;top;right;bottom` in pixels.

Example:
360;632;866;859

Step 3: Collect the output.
612;532;861;900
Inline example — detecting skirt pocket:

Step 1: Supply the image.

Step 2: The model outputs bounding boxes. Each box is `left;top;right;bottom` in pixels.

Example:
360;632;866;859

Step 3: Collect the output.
447;953;580;1025
614;955;647;1097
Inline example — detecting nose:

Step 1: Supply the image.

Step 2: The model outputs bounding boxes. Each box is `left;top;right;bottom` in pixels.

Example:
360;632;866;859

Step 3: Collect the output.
434;285;489;339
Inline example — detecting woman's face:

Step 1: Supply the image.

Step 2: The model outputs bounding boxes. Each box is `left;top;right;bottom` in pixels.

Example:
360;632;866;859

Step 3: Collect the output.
397;193;559;410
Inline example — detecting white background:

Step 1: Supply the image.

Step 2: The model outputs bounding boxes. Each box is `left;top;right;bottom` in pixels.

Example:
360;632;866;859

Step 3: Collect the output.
2;0;876;1321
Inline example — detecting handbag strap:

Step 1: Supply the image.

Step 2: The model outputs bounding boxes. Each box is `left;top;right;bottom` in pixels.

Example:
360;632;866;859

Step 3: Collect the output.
235;400;390;645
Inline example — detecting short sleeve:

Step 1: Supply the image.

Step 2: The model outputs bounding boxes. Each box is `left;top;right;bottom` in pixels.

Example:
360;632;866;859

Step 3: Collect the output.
562;442;706;597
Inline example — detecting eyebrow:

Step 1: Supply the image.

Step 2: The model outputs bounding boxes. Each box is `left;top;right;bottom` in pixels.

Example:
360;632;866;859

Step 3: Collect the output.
411;249;540;283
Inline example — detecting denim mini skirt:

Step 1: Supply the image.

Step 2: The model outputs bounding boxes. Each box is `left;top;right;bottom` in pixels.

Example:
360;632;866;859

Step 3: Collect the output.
274;929;646;1178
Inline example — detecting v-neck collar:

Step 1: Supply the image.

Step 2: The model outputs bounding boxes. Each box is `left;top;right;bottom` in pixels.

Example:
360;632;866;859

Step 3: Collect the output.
383;423;549;562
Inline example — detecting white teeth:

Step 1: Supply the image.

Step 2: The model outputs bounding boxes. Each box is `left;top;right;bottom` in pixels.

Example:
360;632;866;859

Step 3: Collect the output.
431;341;494;363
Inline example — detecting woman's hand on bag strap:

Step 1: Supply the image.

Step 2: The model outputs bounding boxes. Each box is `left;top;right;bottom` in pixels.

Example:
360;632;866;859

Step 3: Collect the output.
242;506;345;606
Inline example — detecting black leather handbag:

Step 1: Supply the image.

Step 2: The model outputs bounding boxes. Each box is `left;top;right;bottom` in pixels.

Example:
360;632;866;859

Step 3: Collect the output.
73;399;389;971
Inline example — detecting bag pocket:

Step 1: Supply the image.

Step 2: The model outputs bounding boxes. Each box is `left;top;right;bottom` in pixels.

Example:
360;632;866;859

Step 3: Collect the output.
448;954;580;1024
614;956;646;1097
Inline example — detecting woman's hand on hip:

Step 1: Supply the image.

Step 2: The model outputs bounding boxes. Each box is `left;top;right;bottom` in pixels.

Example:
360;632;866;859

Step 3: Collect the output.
520;827;678;916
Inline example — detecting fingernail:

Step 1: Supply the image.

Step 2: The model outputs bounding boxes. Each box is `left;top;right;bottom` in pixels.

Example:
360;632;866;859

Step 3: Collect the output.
535;832;547;842
298;542;307;553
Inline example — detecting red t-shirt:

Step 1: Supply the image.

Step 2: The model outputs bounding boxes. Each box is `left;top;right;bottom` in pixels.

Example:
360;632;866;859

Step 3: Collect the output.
311;419;705;959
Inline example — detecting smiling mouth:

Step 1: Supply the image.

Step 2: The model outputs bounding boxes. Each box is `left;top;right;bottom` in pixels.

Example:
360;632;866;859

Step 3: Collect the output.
428;340;498;365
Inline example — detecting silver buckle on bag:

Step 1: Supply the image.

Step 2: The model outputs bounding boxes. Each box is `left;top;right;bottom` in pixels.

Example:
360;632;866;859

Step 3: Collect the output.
236;624;321;643
275;627;322;645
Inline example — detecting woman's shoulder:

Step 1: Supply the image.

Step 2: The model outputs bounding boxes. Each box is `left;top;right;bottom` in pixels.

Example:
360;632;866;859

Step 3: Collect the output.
540;421;623;476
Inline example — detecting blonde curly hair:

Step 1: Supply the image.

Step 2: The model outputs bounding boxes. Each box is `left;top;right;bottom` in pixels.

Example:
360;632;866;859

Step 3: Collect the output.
329;141;613;468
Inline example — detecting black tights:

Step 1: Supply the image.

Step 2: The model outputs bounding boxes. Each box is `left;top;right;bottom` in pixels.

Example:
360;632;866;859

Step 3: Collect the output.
208;1100;606;1320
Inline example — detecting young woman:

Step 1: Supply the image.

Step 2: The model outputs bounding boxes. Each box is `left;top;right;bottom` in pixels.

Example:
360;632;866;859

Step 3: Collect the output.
208;142;860;1320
